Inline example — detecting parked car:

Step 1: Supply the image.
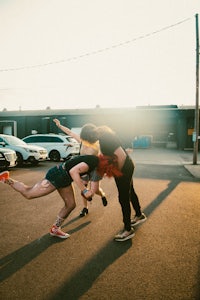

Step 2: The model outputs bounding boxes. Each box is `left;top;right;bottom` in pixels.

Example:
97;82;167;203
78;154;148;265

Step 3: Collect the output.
0;134;48;166
0;147;17;171
22;134;80;162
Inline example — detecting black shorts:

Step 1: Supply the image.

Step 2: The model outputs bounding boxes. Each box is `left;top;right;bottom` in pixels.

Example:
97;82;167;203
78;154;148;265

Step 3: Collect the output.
45;164;72;189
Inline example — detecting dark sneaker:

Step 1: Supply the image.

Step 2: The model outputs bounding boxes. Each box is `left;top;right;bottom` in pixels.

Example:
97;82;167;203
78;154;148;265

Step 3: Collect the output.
114;228;135;242
101;196;108;206
50;225;70;239
131;213;147;226
79;207;88;217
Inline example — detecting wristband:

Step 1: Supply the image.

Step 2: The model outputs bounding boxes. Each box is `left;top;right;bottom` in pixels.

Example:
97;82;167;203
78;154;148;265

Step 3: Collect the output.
82;189;88;195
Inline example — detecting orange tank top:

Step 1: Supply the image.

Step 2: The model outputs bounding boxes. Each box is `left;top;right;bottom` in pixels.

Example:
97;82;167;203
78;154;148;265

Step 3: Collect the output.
80;140;100;156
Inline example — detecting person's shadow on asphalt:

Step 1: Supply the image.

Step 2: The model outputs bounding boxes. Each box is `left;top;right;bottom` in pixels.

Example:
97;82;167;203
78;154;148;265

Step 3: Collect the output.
0;217;90;282
1;164;198;299
48;238;132;300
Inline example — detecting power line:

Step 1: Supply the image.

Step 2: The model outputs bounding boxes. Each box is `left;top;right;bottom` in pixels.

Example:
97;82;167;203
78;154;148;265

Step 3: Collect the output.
0;16;193;73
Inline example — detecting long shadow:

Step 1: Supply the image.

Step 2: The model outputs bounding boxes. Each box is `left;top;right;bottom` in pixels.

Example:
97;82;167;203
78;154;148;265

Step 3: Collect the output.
0;220;90;282
143;179;180;217
48;239;132;300
1;163;198;298
46;179;181;299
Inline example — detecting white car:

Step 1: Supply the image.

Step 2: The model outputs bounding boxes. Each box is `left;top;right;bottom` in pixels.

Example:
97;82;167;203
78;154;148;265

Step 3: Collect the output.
0;147;17;171
0;134;48;166
23;134;80;161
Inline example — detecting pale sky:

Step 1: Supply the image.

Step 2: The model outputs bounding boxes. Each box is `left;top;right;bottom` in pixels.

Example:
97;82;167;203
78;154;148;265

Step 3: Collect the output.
0;0;199;111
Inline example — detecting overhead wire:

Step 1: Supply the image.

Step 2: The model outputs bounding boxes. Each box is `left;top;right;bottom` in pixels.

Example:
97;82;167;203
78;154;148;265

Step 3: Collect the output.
0;16;193;73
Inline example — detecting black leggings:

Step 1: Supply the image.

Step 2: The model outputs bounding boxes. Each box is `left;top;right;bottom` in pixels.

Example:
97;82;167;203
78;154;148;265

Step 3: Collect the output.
115;156;141;231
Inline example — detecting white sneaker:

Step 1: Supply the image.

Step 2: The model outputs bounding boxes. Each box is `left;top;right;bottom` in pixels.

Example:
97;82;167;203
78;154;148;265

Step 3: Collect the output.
131;213;147;226
114;229;135;242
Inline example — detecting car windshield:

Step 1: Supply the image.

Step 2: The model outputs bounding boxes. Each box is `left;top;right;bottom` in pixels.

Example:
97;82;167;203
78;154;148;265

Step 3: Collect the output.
3;135;27;146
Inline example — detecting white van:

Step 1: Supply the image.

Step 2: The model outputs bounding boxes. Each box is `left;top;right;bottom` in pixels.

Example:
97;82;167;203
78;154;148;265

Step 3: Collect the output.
23;134;80;161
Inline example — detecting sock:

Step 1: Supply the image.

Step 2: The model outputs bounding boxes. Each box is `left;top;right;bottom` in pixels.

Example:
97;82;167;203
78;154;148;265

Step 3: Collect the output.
54;216;65;227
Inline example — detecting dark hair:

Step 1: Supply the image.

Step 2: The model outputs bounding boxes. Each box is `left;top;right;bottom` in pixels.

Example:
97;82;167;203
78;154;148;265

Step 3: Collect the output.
80;123;98;143
96;125;115;138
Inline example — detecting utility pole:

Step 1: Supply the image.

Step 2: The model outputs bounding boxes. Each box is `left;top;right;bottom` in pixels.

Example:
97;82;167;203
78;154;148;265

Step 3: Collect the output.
193;13;199;165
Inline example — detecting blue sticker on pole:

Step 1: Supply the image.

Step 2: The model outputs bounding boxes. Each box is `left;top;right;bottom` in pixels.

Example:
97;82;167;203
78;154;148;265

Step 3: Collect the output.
192;132;196;142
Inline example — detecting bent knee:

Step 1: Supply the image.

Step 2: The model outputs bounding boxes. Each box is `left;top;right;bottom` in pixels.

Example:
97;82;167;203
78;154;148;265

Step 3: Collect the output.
23;193;35;200
67;202;76;212
71;202;76;210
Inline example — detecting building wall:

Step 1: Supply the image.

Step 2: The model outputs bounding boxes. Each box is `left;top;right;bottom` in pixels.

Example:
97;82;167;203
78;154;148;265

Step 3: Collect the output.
0;107;199;150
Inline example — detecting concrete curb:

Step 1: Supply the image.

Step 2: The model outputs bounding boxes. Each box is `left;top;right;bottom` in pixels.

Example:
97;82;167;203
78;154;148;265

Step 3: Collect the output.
184;164;200;179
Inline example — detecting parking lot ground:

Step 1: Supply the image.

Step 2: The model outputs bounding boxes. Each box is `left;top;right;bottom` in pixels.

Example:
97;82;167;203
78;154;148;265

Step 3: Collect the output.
0;148;200;300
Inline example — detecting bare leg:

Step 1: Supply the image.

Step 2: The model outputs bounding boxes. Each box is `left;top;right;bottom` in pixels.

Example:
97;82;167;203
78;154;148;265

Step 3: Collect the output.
90;181;107;206
90;181;104;196
82;197;88;208
50;184;76;238
56;184;76;219
79;179;89;217
6;178;56;199
8;179;76;219
6;178;76;239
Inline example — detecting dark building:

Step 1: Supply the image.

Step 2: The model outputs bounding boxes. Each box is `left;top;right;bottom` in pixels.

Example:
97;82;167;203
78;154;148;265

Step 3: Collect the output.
0;105;199;150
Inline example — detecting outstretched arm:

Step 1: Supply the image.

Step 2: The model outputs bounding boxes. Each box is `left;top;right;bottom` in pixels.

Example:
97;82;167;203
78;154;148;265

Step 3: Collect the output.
53;119;81;143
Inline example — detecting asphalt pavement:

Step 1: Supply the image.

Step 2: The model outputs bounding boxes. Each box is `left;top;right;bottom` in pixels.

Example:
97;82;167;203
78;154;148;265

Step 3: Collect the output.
129;147;200;179
0;148;200;300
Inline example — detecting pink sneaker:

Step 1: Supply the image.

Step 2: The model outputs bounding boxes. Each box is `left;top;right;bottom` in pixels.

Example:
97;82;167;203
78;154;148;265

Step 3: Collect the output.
50;225;70;239
0;171;9;183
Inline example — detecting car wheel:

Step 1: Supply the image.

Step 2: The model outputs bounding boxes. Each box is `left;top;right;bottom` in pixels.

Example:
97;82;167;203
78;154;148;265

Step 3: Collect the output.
28;156;39;166
16;152;23;166
49;150;61;162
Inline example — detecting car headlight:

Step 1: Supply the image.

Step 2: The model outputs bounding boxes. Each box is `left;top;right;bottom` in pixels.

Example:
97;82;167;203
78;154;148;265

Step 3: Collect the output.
23;148;37;153
29;149;38;153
